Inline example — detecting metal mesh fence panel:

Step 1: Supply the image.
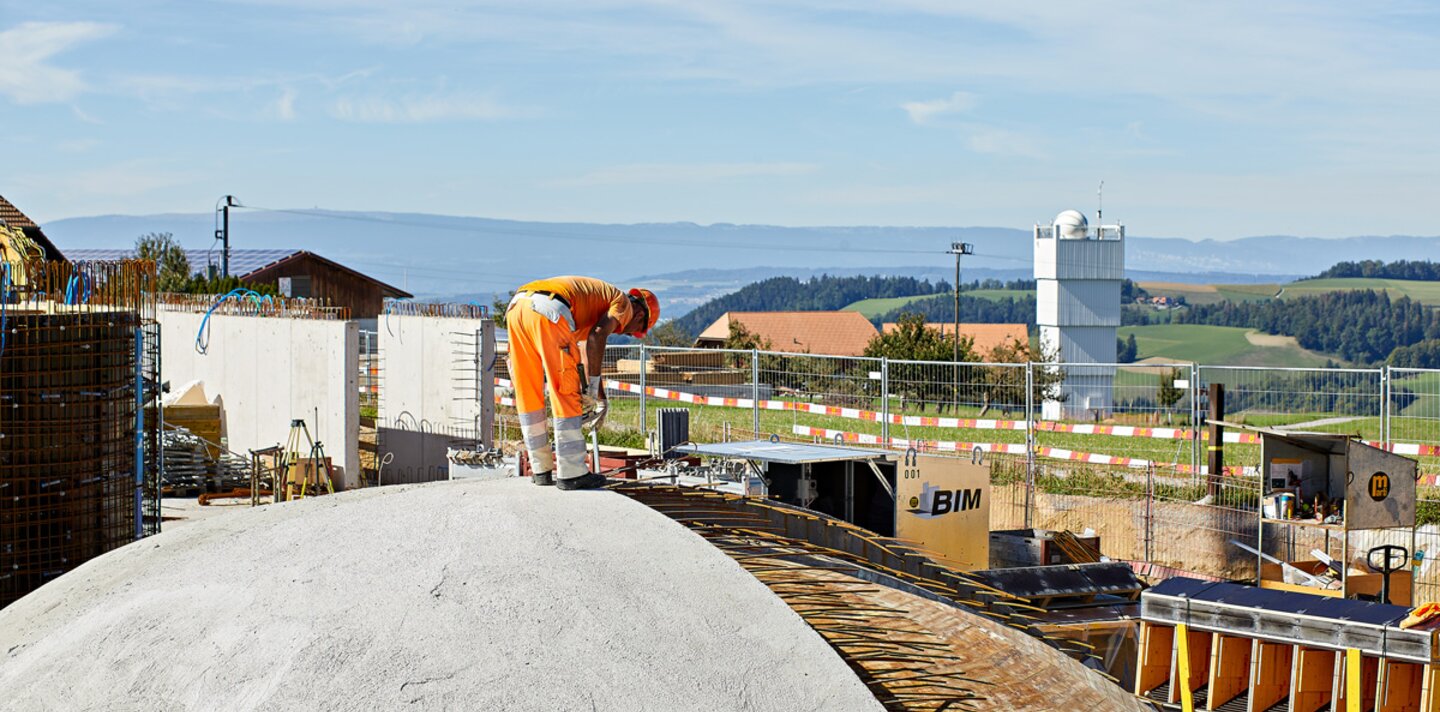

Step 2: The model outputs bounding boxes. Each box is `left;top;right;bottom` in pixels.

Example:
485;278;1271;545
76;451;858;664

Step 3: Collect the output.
759;351;884;445
1389;367;1440;474
1198;366;1384;475
1035;362;1198;472
884;360;1029;456
621;346;760;443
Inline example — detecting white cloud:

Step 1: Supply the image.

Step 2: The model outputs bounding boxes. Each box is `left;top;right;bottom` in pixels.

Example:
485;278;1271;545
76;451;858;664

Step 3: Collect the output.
554;162;818;187
901;91;977;125
271;88;297;120
329;93;524;122
0;21;116;104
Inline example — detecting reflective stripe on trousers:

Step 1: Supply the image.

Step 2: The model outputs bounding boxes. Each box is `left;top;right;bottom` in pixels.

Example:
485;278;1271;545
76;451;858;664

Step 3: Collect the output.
554;414;588;479
518;408;554;474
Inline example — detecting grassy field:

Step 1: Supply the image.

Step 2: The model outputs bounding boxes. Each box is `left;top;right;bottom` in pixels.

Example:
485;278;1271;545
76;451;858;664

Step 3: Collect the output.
1278;278;1440;305
1140;278;1440;308
1137;282;1280;306
843;289;1030;318
1118;324;1334;367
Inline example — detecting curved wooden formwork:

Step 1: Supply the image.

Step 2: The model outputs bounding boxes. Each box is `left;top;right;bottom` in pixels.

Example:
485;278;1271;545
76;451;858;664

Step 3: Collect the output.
611;482;1152;711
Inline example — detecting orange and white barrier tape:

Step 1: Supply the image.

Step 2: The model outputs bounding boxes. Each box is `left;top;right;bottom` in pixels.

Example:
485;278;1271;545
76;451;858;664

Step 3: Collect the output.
496;377;1435;465
790;425;1250;475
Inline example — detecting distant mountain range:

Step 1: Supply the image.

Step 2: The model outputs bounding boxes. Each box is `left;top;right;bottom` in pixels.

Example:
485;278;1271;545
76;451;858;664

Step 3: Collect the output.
42;210;1437;318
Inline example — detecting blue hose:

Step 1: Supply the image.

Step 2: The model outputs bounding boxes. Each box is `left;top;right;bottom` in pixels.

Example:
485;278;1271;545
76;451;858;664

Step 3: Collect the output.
195;287;266;354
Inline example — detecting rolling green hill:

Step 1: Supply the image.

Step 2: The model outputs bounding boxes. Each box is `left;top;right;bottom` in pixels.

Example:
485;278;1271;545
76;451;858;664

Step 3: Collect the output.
1279;278;1440;305
1117;324;1335;367
1140;277;1440;308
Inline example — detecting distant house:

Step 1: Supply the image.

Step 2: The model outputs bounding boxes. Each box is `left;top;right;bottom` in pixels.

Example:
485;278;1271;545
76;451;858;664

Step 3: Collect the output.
0;194;66;261
879;322;1029;358
696;311;879;356
64;248;412;319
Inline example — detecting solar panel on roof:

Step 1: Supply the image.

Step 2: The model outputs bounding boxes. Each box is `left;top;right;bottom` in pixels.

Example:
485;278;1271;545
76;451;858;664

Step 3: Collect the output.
61;248;300;277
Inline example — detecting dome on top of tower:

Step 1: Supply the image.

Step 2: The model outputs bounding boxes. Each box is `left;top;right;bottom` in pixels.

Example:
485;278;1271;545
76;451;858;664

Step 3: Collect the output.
1054;210;1088;239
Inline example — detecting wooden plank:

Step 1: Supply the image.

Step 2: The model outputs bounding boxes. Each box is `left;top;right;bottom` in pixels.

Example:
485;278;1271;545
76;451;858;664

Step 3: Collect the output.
1290;646;1336;712
1335;650;1381;712
1136;622;1174;696
1420;664;1440;712
1177;623;1197;712
1172;624;1211;706
1249;639;1293;712
1380;660;1424;712
1208;633;1251;710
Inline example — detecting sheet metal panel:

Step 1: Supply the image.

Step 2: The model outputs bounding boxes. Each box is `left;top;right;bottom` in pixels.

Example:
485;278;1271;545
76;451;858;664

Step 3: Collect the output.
1346;441;1417;530
1037;280;1122;327
1033;238;1125;281
1142;577;1434;663
675;440;894;465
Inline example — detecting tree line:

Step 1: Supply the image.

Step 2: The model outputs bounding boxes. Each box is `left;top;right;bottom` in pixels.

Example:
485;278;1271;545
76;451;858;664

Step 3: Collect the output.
1312;259;1440;281
1176;289;1440;365
669;274;950;337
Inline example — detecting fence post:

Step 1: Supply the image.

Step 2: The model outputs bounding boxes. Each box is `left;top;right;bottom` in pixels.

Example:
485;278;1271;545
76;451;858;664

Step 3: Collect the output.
881;357;890;447
638;343;647;435
1382;366;1391;448
1191;363;1200;476
1025;361;1035;529
1145;464;1155;563
751;348;760;438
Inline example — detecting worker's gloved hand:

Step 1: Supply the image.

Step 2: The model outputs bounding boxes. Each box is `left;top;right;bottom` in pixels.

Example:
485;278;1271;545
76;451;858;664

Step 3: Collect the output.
583;399;609;431
581;375;607;430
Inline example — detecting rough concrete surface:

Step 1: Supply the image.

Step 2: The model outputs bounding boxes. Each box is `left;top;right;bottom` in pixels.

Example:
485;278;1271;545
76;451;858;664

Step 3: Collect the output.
0;479;882;712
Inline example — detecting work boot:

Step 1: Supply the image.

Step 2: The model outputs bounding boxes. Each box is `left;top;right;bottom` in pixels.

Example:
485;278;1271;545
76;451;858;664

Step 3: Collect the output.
532;470;554;486
556;473;608;491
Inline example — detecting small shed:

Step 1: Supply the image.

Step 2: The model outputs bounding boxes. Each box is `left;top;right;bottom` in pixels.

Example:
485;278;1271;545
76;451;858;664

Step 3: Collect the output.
1251;427;1418;604
238;250;411;319
64;248;412;319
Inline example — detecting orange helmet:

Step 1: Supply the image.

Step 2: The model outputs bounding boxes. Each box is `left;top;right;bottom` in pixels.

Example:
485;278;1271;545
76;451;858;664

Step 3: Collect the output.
628;287;660;336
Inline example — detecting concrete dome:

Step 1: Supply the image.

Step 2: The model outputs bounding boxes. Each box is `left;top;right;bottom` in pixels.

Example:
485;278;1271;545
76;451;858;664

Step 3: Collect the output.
1054;209;1089;239
0;479;881;712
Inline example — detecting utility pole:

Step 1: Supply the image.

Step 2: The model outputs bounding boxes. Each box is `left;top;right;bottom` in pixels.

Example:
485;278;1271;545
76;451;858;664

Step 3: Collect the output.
947;242;974;362
215;195;236;278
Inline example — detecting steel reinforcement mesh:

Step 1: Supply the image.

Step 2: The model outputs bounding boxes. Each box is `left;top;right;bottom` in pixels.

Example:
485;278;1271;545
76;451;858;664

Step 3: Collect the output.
0;310;145;608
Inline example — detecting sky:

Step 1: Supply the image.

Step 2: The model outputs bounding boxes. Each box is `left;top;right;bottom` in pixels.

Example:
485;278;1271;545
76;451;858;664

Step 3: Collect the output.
3;1;1440;240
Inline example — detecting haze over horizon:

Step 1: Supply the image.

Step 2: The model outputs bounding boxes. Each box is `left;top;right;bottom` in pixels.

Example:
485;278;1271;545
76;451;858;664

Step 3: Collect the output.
3;2;1439;240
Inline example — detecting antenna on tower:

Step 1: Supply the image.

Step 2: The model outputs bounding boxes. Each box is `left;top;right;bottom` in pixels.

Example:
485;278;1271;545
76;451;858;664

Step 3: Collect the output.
1097;180;1104;224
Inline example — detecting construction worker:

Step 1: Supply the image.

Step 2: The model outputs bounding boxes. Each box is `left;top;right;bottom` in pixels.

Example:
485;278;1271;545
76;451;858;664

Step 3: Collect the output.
507;277;660;490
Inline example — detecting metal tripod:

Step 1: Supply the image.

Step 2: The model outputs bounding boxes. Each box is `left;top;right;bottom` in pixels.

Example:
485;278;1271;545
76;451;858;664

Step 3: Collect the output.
280;418;334;501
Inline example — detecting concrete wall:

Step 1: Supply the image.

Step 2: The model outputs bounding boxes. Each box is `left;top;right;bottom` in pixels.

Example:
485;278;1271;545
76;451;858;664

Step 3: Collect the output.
377;314;494;483
158;307;360;489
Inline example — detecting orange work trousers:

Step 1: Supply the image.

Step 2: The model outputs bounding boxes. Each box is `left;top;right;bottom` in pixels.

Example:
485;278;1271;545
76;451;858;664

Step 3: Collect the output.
507;295;588;477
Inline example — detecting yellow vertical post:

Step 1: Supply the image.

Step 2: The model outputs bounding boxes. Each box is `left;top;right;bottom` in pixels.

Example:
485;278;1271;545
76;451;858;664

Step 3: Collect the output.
1177;623;1195;712
1347;648;1362;712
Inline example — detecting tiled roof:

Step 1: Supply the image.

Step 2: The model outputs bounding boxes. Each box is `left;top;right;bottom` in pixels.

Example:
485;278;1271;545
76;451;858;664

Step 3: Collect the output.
0;194;64;260
698;311;879;356
0;195;39;230
880;322;1029;357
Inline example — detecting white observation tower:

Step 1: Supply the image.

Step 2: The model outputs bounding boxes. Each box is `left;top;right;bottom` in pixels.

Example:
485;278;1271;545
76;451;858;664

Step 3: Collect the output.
1034;210;1125;420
